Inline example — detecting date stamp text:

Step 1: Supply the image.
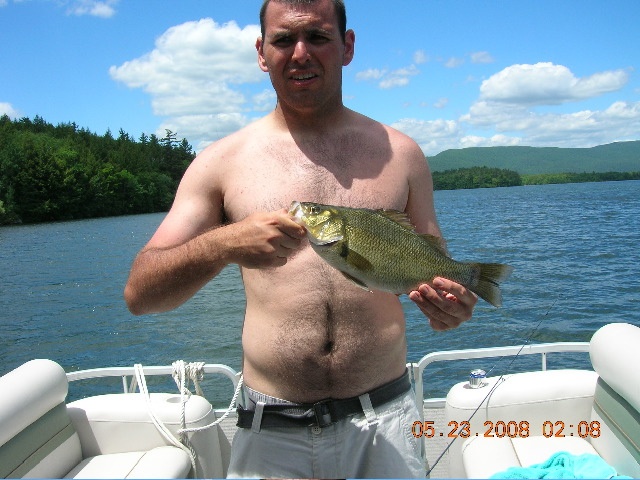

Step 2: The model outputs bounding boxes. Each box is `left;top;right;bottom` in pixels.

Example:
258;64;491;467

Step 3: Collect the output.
411;420;601;439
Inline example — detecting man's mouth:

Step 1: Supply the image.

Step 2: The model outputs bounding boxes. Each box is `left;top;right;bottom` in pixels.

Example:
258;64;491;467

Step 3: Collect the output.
291;73;317;81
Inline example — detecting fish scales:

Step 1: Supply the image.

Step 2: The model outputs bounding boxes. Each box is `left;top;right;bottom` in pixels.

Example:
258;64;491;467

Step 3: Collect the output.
289;201;513;307
340;207;478;292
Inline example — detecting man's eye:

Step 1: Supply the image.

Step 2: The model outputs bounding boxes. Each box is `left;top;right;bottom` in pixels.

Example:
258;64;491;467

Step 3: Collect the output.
309;34;329;44
273;36;293;46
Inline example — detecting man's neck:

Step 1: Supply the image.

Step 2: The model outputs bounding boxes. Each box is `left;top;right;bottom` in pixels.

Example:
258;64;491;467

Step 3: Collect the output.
272;99;350;134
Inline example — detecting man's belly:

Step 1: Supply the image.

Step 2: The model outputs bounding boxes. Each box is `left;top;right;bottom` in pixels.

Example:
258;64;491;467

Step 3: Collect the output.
240;276;408;403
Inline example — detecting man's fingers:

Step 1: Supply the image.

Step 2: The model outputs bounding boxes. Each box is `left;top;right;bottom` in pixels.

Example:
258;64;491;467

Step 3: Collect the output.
431;277;477;308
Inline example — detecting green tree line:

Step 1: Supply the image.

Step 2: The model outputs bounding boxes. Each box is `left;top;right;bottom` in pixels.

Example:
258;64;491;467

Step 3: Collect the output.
432;166;640;191
433;167;523;190
0;114;195;225
521;171;640;185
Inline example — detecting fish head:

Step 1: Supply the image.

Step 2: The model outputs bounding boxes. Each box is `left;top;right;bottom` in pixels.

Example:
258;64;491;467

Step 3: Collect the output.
289;201;344;245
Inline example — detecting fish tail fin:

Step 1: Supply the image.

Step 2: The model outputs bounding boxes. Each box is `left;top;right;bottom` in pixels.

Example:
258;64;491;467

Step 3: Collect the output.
469;263;514;307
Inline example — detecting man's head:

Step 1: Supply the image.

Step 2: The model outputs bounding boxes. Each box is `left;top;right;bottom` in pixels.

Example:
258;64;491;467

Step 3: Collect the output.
256;0;354;117
260;0;347;44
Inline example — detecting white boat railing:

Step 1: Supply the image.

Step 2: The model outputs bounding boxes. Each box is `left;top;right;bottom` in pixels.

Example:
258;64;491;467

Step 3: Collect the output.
66;363;240;396
64;342;591;418
410;341;591;411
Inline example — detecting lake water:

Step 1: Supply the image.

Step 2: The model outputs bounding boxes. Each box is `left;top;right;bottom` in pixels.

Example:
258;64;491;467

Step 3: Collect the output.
1;181;639;405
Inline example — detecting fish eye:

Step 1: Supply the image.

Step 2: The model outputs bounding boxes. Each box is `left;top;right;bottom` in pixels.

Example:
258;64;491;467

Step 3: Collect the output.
310;206;320;214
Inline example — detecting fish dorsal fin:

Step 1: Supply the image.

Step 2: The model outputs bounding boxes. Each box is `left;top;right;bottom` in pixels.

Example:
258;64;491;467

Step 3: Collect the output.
377;209;449;256
377;209;416;232
419;233;449;256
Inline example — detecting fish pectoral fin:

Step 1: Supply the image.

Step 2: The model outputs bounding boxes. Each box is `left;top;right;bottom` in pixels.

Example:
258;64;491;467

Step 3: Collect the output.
340;272;372;291
311;234;343;246
342;247;374;271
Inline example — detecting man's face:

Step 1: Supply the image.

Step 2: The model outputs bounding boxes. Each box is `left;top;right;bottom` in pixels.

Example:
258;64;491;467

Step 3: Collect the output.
256;0;355;115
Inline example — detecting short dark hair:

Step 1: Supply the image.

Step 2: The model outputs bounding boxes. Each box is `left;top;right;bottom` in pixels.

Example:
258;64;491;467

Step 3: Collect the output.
259;0;347;43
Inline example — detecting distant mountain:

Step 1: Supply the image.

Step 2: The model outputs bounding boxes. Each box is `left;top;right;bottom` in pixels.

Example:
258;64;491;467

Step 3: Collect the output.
429;141;640;175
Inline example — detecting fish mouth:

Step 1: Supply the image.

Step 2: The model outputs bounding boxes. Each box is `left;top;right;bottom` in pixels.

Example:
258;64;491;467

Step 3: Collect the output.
289;201;303;220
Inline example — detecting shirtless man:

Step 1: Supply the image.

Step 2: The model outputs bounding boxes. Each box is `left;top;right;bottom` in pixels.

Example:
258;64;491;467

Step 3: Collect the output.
124;0;477;477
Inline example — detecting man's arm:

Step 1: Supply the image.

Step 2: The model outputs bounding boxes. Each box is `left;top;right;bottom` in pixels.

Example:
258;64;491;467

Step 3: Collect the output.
124;153;305;315
402;141;477;331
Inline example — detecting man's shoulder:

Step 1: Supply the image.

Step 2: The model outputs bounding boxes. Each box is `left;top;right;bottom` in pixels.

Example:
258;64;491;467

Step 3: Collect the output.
195;117;271;166
350;110;421;149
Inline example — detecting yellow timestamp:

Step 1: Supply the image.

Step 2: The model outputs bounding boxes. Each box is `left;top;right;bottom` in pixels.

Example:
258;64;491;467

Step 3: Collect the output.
411;420;601;439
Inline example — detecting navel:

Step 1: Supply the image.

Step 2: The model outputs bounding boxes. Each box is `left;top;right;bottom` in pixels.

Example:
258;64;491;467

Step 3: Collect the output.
322;303;336;356
323;340;335;354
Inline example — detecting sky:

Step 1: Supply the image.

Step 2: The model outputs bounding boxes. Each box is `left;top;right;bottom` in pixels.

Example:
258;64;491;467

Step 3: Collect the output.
1;0;639;156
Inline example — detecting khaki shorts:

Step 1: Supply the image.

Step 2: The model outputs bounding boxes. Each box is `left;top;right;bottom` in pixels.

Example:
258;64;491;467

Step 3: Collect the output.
227;387;426;478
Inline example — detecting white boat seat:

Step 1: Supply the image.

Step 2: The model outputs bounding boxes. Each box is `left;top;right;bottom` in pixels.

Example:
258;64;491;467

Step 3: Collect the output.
447;322;640;478
0;359;217;478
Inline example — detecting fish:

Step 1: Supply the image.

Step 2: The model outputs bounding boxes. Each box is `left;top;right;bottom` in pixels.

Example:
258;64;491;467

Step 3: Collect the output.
289;201;514;307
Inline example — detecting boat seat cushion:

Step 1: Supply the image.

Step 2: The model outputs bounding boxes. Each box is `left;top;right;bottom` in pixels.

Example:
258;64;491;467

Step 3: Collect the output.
445;368;598;478
0;360;193;479
64;446;191;479
590;322;640;414
588;322;640;477
458;322;640;478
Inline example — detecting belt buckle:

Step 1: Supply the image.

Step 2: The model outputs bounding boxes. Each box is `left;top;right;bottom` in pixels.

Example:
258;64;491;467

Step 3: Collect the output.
312;400;333;428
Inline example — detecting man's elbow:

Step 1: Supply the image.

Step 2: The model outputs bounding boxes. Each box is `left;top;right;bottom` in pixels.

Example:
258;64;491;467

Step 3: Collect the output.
124;283;148;316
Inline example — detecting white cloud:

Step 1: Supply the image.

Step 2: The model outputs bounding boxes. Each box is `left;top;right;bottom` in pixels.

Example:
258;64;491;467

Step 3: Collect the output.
480;62;629;105
356;64;420;89
392;118;462;155
445;57;464;68
66;0;118;18
392;61;639;156
0;102;19;118
513;101;640;147
157;113;251;152
252;89;277;112
0;0;118;17
355;68;387;81
470;51;494;64
110;18;264;148
413;50;429;65
460;134;521;149
447;98;640;154
433;98;449;109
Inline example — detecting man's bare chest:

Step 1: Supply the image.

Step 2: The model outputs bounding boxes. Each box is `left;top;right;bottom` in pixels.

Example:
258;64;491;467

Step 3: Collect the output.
223;148;409;222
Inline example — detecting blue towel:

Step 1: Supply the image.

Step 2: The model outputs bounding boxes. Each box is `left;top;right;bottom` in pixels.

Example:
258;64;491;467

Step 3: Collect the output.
490;451;632;479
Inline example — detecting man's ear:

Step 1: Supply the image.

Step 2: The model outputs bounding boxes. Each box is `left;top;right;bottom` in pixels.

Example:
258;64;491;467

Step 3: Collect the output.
342;29;355;67
256;37;269;72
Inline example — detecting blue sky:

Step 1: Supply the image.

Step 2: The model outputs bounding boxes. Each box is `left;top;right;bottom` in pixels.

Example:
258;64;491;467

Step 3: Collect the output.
1;0;639;156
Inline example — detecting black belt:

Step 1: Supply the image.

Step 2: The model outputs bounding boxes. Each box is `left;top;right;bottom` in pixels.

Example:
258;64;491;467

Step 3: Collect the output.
237;370;411;429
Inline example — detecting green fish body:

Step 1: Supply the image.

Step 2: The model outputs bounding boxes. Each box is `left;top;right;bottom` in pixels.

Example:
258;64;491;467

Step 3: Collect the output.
289;201;513;307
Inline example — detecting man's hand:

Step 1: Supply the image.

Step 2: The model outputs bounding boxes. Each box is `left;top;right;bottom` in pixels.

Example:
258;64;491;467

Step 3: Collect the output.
228;208;307;268
408;277;477;331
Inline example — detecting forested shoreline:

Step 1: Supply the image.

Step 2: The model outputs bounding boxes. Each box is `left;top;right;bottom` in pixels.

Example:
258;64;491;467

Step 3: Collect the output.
1;115;639;225
432;167;640;191
0;115;194;225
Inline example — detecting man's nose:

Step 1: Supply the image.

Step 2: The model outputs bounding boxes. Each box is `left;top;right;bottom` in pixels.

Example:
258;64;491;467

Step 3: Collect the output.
292;40;311;62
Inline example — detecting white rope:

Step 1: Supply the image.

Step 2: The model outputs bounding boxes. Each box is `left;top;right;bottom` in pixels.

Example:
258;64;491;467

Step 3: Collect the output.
178;371;244;435
134;364;199;476
133;360;244;477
